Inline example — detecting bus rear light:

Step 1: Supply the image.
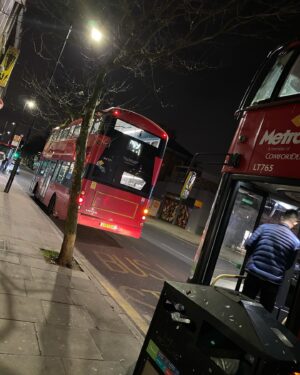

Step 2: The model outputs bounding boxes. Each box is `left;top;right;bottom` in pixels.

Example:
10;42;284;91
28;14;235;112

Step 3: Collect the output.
113;109;120;116
163;133;167;138
77;191;85;204
143;208;149;215
142;216;146;220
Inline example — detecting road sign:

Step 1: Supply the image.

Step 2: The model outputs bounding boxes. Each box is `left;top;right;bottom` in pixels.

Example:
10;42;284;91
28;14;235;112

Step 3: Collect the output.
180;171;197;199
11;134;22;147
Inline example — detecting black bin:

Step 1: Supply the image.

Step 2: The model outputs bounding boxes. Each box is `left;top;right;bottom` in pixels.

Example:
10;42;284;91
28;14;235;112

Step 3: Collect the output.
132;281;300;375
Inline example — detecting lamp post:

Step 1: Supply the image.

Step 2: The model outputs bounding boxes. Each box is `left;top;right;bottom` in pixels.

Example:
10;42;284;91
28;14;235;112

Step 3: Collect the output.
48;24;103;87
4;99;37;193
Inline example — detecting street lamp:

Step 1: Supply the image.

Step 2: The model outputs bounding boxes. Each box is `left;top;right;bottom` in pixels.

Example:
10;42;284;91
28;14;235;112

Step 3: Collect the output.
90;27;103;42
25;99;37;110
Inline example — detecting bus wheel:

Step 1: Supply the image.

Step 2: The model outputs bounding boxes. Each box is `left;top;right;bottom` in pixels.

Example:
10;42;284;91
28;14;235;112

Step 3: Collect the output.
47;195;56;216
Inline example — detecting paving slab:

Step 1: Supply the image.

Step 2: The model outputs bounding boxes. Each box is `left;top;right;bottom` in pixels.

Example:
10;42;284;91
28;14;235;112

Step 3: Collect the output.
70;289;131;334
0;277;27;296
0;251;20;264
0;261;32;280
90;330;141;367
20;255;58;270
0;319;40;355
36;324;103;359
0;354;66;375
30;268;71;287
7;239;44;256
25;280;73;304
63;358;126;375
57;266;89;280
69;276;99;293
42;300;94;328
0;294;45;322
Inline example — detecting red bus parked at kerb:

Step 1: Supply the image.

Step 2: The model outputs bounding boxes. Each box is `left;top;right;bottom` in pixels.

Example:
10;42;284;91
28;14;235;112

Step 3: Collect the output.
189;41;300;340
31;107;168;238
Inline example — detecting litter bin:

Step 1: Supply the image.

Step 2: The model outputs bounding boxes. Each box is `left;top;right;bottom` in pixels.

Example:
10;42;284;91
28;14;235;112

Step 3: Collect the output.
132;281;300;375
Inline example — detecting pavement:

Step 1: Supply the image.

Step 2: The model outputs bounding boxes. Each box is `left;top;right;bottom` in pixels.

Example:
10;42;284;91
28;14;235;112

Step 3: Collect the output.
0;171;144;375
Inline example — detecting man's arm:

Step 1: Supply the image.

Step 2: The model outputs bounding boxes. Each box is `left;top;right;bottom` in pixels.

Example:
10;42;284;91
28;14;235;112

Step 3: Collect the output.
244;225;263;255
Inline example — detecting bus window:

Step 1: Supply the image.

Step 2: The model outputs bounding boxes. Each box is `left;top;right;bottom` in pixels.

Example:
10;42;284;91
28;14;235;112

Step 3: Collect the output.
61;128;70;139
91;119;101;134
44;161;56;178
115;119;161;148
73;125;81;137
57;129;64;140
51;162;62;182
68;125;75;138
51;131;58;141
279;54;300;97
251;50;293;105
62;162;74;187
38;161;48;176
55;162;70;184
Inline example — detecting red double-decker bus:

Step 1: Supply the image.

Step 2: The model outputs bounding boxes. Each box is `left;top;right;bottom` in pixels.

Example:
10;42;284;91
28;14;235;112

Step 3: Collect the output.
31;107;168;238
189;41;300;338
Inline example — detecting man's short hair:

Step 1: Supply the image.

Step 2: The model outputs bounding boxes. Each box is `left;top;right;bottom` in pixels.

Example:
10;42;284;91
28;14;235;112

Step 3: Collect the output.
282;209;299;220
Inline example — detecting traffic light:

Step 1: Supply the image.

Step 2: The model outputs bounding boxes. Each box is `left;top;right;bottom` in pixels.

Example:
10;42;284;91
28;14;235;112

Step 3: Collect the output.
12;150;21;159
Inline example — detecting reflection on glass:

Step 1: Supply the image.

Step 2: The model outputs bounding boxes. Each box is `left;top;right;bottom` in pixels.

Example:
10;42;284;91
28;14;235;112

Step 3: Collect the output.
120;172;146;190
251;51;293;104
212;188;263;290
115;119;161;148
128;139;142;156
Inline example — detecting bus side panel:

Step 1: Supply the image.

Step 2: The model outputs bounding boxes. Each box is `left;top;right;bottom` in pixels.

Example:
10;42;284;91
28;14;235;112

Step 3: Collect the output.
223;103;300;179
42;182;70;219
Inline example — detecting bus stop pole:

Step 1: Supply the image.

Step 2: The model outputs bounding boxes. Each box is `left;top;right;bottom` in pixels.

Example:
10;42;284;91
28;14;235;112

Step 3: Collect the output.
4;157;21;193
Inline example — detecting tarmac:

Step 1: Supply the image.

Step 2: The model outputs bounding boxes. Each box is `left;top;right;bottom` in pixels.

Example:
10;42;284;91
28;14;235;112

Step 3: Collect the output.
0;171;144;375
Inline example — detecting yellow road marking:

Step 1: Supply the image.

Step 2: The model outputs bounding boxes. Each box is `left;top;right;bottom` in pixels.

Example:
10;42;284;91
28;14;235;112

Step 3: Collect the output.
74;250;149;335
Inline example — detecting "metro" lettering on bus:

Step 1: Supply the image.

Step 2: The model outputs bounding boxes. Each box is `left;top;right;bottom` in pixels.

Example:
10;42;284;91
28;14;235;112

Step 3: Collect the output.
259;129;300;145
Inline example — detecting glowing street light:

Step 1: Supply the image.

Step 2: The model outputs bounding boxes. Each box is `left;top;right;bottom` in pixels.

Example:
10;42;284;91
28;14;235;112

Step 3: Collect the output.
90;26;103;42
25;99;37;110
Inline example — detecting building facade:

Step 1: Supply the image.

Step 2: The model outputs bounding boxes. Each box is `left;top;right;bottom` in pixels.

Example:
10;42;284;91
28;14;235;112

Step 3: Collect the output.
150;138;219;235
0;0;26;99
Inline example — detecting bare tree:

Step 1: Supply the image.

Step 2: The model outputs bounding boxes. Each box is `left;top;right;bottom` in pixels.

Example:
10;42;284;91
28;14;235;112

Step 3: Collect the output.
26;0;300;266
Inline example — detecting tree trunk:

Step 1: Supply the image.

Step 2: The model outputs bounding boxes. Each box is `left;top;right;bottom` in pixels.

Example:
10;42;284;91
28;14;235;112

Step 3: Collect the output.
57;71;105;267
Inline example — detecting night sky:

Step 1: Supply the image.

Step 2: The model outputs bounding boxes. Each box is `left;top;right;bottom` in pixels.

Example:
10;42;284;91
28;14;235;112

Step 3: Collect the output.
1;2;300;175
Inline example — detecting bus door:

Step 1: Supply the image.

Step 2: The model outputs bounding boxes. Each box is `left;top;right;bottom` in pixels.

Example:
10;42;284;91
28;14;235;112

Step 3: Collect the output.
211;184;266;291
190;174;300;334
39;161;56;199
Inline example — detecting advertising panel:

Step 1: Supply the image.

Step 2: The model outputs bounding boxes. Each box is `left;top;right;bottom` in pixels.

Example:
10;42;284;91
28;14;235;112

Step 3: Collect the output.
0;46;20;88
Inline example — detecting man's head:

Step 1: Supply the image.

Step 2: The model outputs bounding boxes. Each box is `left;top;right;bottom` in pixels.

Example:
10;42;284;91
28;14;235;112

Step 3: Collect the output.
281;209;299;229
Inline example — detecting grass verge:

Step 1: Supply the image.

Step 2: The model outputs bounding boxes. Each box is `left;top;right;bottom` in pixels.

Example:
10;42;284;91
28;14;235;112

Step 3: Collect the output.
40;248;83;271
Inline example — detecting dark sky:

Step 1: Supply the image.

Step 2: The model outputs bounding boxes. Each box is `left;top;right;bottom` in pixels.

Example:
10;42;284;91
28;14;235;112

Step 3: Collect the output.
1;2;300;174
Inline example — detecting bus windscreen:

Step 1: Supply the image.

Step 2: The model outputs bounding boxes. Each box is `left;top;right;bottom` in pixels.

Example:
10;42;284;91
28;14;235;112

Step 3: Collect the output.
86;119;163;197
